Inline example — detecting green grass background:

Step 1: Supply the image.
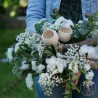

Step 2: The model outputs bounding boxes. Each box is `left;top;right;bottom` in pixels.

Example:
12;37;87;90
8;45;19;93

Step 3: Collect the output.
0;29;37;98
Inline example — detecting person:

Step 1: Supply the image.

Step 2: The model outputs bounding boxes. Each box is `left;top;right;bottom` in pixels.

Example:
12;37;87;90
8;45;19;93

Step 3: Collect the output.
26;0;98;98
26;0;98;33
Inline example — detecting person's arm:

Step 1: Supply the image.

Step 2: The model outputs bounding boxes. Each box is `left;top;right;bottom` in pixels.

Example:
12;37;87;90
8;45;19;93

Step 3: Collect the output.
26;0;46;33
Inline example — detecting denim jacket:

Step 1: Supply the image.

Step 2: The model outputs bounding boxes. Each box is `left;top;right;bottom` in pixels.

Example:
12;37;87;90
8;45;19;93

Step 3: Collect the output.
26;0;98;33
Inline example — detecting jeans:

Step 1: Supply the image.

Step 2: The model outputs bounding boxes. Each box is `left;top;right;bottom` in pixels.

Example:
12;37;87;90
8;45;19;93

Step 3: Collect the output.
34;70;98;98
73;70;98;98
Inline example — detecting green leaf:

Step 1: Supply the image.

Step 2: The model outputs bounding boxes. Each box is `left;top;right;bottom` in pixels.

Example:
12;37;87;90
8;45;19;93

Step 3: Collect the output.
44;49;53;56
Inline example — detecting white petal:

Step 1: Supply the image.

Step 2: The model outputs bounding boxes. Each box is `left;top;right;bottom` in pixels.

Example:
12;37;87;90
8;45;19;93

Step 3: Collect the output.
26;73;34;90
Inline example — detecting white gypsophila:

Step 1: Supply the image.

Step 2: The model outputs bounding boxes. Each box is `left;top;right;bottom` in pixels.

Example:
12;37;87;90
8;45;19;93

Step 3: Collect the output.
36;41;45;57
85;70;94;80
84;64;91;71
38;73;55;96
7;48;13;61
31;61;37;71
79;45;89;55
65;45;91;73
56;58;67;73
26;73;34;90
12;65;22;78
56;52;65;59
16;32;29;42
52;76;63;84
20;61;29;70
42;22;52;31
36;64;45;74
68;61;79;73
87;46;96;59
24;38;31;45
14;42;22;53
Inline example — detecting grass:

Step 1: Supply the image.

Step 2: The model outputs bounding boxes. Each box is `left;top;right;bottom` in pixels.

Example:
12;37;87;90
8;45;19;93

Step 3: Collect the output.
0;29;37;98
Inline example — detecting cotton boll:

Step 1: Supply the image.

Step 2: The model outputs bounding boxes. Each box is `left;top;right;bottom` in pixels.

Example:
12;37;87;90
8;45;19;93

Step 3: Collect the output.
66;19;74;27
46;56;57;65
26;73;34;90
85;71;94;80
87;46;96;59
68;64;73;71
21;61;29;70
78;20;83;24
31;61;37;71
7;48;13;61
54;16;67;26
57;64;64;73
79;45;88;55
93;46;98;59
36;64;45;74
51;69;59;75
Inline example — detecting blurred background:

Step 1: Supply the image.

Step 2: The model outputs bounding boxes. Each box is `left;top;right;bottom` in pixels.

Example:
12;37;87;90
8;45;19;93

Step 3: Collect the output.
0;0;37;98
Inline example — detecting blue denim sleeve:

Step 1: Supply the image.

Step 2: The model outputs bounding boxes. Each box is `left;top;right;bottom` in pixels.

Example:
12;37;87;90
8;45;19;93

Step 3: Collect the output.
26;0;46;33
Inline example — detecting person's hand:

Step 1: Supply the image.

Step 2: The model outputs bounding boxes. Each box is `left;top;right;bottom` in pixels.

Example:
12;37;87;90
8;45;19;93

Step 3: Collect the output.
74;72;81;85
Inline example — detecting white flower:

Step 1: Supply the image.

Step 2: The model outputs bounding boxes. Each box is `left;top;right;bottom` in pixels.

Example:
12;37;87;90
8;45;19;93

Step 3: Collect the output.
56;58;67;73
78;20;83;24
66;19;74;27
46;56;67;74
31;61;37;71
79;45;96;59
79;45;89;55
39;73;55;96
87;46;96;59
73;65;78;73
26;73;34;90
14;42;21;53
24;39;31;45
85;71;94;80
46;56;57;66
68;62;78;73
57;64;64;73
54;16;66;26
94;46;98;59
36;64;45;74
21;61;29;70
47;64;56;72
7;48;13;61
84;64;91;71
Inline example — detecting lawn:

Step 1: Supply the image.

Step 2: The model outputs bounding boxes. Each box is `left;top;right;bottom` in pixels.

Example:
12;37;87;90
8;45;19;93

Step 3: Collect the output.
0;29;37;98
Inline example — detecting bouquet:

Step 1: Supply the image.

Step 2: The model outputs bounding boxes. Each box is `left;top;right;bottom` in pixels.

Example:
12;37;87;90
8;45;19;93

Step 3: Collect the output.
6;11;98;98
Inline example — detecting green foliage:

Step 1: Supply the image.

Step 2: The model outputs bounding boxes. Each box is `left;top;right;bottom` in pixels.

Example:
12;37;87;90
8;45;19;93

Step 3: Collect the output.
0;29;37;98
35;19;46;34
51;9;61;20
72;13;98;42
